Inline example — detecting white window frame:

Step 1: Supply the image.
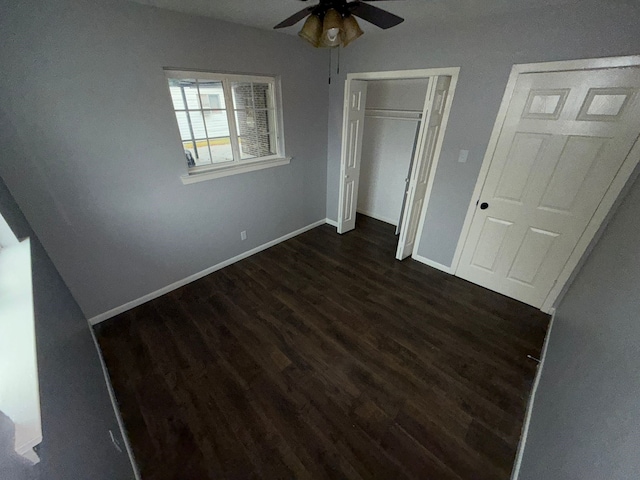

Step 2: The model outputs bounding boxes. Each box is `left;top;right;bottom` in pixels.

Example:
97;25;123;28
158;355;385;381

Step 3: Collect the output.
0;212;41;464
164;69;290;184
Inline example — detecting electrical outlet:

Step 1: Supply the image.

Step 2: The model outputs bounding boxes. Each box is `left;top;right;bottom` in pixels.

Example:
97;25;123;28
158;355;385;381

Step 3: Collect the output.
241;230;247;241
458;149;469;163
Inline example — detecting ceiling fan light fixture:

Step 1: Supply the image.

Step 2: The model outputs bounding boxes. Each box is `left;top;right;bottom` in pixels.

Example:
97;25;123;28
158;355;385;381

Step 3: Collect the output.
341;15;363;47
321;8;343;48
298;13;323;47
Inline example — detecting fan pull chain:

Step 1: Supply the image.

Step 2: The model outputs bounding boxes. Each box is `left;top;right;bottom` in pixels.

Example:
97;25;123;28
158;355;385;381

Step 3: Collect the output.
328;47;341;84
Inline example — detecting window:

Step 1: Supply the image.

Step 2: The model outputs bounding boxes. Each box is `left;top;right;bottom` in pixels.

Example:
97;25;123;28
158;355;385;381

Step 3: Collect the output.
0;212;41;464
165;70;288;183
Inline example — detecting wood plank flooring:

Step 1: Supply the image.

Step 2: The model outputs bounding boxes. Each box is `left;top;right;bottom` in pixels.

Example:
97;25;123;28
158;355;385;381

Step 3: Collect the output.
95;215;549;480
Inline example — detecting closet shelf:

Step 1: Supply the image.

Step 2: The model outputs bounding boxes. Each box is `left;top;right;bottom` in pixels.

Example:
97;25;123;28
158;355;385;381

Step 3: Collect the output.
364;108;423;121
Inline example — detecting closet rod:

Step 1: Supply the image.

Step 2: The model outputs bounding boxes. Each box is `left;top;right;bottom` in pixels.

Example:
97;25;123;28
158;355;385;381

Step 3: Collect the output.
365;114;422;122
365;108;423;115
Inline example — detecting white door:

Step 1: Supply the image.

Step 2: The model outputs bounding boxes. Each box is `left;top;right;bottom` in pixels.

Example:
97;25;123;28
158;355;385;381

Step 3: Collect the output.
396;76;451;259
338;80;368;234
457;66;640;308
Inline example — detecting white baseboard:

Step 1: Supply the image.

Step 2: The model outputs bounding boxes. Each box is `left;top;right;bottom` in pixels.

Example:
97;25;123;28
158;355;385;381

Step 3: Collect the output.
88;327;142;480
88;219;326;325
325;218;338;228
510;310;557;480
411;253;454;274
356;209;398;226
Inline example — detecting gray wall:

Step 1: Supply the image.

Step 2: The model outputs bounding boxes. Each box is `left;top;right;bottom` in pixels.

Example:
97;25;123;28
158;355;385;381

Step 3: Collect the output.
518;173;640;479
325;0;640;266
0;0;329;319
0;177;135;479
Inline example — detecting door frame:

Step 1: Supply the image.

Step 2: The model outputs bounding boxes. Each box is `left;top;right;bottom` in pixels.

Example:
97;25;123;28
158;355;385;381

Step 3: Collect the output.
337;68;460;259
450;55;640;313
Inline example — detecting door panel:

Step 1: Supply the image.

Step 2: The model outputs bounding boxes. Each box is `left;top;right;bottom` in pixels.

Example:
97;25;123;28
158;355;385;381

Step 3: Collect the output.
538;136;607;213
494;133;549;203
338;80;367;234
470;217;513;272
506;227;559;285
396;76;451;259
457;66;640;308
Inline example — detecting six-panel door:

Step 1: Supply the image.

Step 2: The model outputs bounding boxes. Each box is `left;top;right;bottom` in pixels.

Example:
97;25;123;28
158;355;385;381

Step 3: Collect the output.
456;67;640;308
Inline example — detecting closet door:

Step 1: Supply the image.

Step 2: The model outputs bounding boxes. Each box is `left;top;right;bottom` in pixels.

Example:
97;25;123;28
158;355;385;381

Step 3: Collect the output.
396;76;450;260
338;80;368;234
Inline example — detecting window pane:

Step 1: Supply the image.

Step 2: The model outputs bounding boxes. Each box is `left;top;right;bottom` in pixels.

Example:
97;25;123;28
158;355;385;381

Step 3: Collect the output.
238;135;276;159
173;111;192;140
235;108;274;159
238;136;257;160
178;79;200;110
203;110;230;138
235;109;255;135
232;82;254;109
188;111;207;139
168;79;200;109
235;110;257;159
208;138;234;163
232;82;274;111
252;83;273;109
168;79;185;110
198;80;225;109
254;109;270;135
237;133;275;160
182;141;212;167
259;133;276;156
234;109;274;137
183;142;196;167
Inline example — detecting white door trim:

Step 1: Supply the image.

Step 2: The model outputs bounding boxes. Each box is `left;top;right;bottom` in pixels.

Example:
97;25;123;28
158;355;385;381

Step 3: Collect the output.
450;55;640;313
337;68;460;246
345;68;461;82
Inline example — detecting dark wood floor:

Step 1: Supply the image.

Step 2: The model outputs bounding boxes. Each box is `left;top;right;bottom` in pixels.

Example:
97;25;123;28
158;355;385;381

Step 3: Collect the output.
96;215;549;480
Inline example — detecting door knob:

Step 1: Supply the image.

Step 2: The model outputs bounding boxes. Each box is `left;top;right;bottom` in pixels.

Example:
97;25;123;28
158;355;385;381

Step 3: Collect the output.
480;202;489;210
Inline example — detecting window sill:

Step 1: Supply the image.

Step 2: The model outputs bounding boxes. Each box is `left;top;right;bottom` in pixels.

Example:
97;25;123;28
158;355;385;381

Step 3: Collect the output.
181;157;291;185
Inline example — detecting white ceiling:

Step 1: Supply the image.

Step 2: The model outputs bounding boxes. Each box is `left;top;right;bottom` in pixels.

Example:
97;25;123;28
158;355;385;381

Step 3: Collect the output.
129;0;581;36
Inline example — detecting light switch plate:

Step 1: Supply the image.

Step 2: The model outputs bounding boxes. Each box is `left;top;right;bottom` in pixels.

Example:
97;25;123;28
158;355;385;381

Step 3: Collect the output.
458;149;469;163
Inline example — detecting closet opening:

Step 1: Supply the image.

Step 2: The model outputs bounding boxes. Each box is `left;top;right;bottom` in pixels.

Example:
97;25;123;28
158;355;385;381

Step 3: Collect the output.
336;68;459;261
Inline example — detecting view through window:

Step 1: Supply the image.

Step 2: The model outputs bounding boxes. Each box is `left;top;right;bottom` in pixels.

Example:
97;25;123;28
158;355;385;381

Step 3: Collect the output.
166;71;283;172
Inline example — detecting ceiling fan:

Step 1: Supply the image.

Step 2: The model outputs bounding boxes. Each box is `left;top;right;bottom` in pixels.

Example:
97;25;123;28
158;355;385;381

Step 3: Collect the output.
274;0;404;48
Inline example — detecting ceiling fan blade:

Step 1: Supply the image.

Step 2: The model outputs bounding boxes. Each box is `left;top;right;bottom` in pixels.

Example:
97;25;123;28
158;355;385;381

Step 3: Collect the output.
350;1;404;29
273;6;314;29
